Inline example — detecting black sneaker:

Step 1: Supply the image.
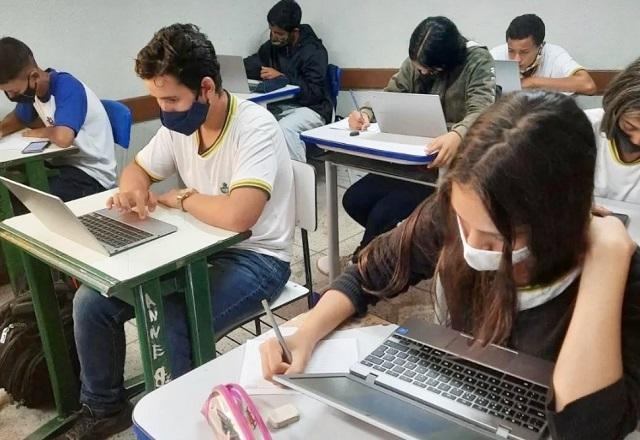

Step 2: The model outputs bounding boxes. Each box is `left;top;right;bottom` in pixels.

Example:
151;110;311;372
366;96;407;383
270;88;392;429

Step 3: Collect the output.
55;402;133;440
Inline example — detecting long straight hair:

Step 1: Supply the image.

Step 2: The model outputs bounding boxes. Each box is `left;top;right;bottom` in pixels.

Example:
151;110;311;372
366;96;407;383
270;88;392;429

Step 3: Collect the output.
359;91;596;344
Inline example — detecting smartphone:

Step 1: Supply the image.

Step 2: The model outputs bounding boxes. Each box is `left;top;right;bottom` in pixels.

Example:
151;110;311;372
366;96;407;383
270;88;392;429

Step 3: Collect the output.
610;212;630;227
22;140;51;154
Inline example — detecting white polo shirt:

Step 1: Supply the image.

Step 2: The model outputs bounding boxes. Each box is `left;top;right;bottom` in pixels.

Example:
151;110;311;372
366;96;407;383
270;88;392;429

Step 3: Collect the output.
135;93;295;262
490;43;584;79
585;108;640;203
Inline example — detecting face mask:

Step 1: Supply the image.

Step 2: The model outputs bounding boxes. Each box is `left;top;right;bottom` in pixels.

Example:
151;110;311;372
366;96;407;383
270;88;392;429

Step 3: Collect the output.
520;44;544;78
4;76;37;103
160;95;209;136
457;216;531;271
270;32;290;47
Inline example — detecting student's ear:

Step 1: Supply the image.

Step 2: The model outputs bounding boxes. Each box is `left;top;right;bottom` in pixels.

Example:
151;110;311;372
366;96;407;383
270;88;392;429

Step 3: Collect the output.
200;77;217;100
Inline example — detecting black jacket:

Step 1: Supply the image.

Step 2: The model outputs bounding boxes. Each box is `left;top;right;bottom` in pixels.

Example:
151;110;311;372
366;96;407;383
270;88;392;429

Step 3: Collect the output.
244;24;333;123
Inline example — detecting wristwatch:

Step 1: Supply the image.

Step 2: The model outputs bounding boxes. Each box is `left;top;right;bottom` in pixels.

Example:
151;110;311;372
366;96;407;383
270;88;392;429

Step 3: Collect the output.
176;188;198;212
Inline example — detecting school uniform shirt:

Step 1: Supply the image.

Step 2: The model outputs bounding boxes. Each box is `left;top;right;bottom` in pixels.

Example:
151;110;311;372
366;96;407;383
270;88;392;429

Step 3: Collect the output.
490;43;585;80
585;108;640;203
14;69;116;189
135;93;295;262
329;201;640;440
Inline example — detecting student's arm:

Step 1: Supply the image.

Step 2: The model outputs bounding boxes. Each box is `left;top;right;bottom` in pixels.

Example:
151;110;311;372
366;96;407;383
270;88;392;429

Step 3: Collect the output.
289;45;328;110
244;44;268;80
261;198;444;378
23;73;89;148
547;216;640;439
0;111;26;137
522;70;597;95
161;187;267;233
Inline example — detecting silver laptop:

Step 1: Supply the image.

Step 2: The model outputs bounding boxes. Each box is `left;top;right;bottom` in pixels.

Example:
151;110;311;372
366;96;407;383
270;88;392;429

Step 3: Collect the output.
495;60;522;96
370;92;448;138
0;176;177;256
218;54;262;94
276;317;553;440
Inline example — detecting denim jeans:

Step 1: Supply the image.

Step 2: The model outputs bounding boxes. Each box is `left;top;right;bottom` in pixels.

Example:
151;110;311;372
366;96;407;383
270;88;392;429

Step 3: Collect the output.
72;248;290;416
343;174;435;251
270;103;325;163
48;165;107;202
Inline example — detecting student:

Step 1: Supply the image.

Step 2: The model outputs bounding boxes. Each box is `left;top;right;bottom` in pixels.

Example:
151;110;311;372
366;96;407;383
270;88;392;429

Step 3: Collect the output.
585;57;640;203
0;37;116;201
490;14;596;95
244;0;333;162
57;24;294;439
318;16;495;274
262;91;640;440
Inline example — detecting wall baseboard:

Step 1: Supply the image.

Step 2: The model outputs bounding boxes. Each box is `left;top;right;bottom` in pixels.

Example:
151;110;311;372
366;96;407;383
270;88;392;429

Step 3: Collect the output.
121;68;620;124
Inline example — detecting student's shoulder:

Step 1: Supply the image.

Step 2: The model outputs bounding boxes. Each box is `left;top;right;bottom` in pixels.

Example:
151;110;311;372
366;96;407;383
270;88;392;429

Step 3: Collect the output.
623;248;640;315
49;70;85;93
543;43;575;61
464;43;494;69
584;107;605;124
235;97;279;129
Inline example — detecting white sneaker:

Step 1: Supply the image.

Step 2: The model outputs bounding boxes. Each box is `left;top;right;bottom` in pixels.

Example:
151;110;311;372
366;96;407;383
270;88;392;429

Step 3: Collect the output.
316;255;353;276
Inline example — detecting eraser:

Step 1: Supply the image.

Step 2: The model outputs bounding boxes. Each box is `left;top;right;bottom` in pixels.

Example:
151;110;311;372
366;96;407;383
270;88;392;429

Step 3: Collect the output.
266;403;300;429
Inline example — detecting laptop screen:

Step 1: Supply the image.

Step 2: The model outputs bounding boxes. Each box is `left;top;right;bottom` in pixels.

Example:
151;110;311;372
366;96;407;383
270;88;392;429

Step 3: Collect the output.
283;375;491;439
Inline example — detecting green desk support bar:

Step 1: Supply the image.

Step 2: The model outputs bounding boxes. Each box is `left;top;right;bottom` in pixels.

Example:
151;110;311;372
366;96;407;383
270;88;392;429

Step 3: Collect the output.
183;258;216;366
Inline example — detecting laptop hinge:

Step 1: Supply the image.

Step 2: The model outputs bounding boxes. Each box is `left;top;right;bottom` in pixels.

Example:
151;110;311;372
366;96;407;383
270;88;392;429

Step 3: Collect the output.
365;373;377;386
496;425;510;438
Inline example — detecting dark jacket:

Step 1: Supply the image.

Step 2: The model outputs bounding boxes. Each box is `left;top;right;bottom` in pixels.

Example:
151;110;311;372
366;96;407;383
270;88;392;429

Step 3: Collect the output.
330;202;640;440
244;24;333;123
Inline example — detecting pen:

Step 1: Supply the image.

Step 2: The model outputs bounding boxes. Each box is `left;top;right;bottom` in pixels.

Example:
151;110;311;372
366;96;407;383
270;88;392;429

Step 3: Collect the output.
349;89;364;136
261;299;293;364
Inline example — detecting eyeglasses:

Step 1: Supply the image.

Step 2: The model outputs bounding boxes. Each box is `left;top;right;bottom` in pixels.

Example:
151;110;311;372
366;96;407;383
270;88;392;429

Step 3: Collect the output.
201;384;272;440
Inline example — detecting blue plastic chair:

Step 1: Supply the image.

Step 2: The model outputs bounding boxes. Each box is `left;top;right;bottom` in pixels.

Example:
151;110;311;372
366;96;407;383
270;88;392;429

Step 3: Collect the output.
327;64;342;116
101;99;132;149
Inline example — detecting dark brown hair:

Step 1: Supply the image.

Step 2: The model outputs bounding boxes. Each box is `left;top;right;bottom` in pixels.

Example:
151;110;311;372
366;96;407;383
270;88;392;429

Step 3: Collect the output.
0;37;35;84
359;91;596;345
135;23;222;95
601;57;640;140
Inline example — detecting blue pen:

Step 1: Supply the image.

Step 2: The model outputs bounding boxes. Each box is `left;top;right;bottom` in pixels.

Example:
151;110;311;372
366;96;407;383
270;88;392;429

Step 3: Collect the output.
349;90;364;136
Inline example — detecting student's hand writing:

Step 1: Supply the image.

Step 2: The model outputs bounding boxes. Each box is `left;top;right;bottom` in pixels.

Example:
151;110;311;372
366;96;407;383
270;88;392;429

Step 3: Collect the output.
426;131;462;168
107;189;157;219
260;67;283;80
348;111;370;131
591;204;612;216
260;332;316;381
586;215;636;262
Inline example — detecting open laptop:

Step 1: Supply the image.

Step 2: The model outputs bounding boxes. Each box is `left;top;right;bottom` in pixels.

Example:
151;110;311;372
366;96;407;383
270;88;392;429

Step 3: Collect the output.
0;176;177;256
494;60;522;96
218;54;262;94
275;317;553;440
369;92;448;139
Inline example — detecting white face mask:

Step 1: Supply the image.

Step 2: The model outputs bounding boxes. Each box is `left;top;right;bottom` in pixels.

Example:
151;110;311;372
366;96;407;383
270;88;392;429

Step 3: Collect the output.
457;216;531;271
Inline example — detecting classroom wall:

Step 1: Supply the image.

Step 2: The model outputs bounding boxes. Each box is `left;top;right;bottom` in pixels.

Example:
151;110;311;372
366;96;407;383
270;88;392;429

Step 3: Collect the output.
1;0;637;164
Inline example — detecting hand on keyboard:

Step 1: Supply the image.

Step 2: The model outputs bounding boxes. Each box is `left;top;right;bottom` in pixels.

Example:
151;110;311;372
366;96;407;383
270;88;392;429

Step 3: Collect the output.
107;189;157;219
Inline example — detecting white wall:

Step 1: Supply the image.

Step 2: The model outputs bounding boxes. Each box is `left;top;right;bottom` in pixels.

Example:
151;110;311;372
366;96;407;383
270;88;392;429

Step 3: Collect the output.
0;0;636;148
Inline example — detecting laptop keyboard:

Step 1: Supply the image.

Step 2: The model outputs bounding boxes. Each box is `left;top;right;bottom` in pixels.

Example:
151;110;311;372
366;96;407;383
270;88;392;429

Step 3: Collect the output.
359;335;547;433
79;212;152;249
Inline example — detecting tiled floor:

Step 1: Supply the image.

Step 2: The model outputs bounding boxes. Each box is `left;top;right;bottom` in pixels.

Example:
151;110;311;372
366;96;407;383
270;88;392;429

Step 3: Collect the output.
0;161;367;439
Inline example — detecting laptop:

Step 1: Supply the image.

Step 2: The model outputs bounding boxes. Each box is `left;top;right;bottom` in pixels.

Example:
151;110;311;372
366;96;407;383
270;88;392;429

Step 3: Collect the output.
0;176;177;256
369;92;448;139
218;54;262;94
275;317;553;440
494;60;522;96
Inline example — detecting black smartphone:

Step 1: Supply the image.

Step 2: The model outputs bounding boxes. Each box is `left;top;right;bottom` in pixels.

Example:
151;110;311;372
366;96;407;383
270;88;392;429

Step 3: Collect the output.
21;140;51;154
610;212;630;227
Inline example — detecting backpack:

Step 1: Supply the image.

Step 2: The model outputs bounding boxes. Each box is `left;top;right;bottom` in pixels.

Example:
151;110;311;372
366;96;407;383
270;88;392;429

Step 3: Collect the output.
0;281;80;408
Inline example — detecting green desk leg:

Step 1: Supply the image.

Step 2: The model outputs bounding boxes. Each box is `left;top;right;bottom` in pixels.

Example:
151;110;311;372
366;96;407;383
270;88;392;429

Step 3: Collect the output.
24;160;50;191
133;279;173;390
22;252;80;415
0;183;23;292
183;258;215;366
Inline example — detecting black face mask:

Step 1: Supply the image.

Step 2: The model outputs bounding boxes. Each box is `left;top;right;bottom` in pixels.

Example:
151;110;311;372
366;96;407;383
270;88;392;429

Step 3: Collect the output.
4;77;37;103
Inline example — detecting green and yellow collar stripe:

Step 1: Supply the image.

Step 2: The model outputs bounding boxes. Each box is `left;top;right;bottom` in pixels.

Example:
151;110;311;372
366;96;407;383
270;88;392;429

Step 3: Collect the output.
198;92;237;158
608;139;640;166
230;178;272;197
134;155;163;182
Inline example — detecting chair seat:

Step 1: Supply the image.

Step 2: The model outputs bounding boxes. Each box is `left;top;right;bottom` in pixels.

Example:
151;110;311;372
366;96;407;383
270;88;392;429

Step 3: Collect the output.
270;281;309;310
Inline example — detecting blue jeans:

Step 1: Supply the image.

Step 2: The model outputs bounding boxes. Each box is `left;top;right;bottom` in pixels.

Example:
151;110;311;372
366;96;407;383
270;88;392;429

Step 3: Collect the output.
72;248;290;416
270;103;325;163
